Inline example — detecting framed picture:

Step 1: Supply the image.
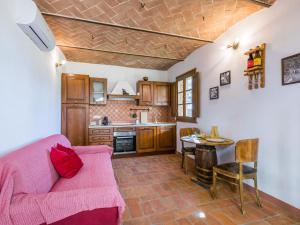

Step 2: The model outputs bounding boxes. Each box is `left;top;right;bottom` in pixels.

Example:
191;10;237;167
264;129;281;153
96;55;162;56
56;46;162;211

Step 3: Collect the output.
209;87;219;100
282;53;300;85
220;71;231;86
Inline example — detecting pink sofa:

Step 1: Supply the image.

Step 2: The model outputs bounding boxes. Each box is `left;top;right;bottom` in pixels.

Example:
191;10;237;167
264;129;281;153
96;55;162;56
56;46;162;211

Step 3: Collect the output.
0;134;125;225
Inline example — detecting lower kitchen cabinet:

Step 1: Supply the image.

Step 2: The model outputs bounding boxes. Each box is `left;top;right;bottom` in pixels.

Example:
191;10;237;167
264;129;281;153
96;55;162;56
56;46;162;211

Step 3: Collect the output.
136;127;157;153
62;104;89;146
88;128;113;146
156;126;176;151
136;126;176;153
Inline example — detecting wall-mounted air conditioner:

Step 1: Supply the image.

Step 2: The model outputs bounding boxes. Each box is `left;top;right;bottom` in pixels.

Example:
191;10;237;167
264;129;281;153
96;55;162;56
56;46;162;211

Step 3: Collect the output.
16;1;56;52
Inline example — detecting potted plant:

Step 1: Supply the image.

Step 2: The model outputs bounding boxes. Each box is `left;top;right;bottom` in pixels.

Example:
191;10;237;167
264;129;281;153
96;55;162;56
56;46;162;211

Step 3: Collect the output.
130;112;139;124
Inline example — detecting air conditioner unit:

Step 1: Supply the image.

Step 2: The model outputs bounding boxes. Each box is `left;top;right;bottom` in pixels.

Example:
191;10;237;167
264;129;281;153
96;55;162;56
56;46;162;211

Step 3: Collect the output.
16;1;56;52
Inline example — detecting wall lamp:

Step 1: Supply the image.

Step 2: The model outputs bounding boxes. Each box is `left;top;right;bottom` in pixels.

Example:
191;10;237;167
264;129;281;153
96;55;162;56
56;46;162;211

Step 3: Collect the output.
56;59;66;67
227;39;240;50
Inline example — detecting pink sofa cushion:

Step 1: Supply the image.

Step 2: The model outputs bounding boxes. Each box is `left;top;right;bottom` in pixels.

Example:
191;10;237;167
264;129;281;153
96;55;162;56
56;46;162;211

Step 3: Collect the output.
51;152;117;192
1;134;71;194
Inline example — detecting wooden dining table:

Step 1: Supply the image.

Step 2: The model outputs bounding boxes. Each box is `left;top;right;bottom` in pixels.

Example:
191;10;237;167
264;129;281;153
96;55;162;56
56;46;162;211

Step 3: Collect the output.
180;136;234;188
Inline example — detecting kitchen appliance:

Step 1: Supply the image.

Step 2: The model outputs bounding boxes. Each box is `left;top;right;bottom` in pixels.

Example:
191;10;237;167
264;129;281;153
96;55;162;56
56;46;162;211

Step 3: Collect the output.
113;131;136;154
102;116;109;126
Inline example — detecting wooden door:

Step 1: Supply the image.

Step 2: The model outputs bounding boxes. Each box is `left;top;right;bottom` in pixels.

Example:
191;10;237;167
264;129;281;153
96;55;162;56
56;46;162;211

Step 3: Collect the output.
62;104;89;146
136;127;157;153
137;81;153;106
153;82;171;106
156;126;176;151
89;78;107;105
62;74;89;104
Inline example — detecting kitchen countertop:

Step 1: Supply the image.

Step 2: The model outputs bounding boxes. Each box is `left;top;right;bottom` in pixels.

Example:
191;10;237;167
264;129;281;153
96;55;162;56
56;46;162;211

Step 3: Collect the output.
89;122;176;129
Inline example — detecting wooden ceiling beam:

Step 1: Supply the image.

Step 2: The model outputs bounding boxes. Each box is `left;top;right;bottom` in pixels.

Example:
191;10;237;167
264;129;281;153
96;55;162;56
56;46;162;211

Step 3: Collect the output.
57;44;185;61
246;0;272;7
42;12;213;43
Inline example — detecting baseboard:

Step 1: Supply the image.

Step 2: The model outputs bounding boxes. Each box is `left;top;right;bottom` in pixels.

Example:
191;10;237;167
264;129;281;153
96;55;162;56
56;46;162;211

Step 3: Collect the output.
112;150;176;159
244;184;300;216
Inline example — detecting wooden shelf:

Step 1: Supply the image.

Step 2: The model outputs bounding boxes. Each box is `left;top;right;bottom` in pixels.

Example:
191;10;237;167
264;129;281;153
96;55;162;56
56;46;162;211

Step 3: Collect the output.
244;66;264;76
130;108;150;111
108;94;140;100
244;43;266;90
244;43;266;55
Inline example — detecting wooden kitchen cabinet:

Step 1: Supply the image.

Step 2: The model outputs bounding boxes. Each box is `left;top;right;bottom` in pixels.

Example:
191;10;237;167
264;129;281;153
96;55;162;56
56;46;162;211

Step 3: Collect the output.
156;126;176;151
62;74;89;104
88;128;113;146
136;127;157;153
137;81;171;106
137;81;153;106
62;104;89;146
90;78;107;105
153;82;170;106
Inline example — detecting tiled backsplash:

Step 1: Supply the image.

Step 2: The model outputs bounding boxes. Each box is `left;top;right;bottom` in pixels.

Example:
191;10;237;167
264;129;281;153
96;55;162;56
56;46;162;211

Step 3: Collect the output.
90;100;174;124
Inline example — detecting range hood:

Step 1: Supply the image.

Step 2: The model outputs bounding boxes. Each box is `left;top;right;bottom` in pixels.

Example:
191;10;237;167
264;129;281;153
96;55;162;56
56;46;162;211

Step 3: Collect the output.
109;81;139;100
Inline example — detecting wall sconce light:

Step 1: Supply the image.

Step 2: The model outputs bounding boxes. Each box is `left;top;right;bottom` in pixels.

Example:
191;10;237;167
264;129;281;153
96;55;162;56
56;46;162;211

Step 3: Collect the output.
227;39;240;50
56;59;66;67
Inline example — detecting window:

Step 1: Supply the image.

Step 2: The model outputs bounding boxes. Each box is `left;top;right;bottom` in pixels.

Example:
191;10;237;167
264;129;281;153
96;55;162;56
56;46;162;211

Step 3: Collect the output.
176;69;199;123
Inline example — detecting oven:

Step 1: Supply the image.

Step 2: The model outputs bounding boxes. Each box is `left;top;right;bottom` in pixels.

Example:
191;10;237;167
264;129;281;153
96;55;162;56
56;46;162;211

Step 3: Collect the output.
113;131;136;154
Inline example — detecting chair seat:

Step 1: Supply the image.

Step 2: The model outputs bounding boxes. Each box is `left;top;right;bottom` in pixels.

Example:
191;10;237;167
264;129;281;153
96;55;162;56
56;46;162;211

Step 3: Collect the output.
183;147;196;153
214;162;257;177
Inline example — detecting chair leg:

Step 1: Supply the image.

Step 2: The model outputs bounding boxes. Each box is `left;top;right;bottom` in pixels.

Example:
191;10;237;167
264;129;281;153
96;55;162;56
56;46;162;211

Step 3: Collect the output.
181;149;185;168
254;177;262;207
211;169;217;199
184;153;188;174
230;181;237;193
239;178;246;215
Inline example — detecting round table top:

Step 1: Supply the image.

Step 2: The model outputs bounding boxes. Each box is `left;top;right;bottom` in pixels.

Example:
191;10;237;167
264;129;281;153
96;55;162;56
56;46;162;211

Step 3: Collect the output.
180;136;234;147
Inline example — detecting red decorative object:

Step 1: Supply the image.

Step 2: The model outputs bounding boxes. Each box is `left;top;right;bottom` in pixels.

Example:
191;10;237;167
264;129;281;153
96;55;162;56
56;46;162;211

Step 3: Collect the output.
50;145;83;178
56;143;75;154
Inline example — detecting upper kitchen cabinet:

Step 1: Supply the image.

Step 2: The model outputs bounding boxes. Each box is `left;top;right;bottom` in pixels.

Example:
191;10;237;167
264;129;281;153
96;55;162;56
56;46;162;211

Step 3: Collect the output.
137;81;153;106
62;74;89;104
153;82;170;106
90;78;107;105
137;81;171;106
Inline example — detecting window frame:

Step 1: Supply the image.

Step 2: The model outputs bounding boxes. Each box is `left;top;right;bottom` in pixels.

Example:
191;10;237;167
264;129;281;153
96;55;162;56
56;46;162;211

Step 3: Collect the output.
175;68;199;123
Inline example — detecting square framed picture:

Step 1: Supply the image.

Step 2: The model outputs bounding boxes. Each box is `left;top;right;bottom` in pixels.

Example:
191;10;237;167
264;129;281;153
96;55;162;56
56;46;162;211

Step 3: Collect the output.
282;53;300;85
220;71;231;86
209;87;219;100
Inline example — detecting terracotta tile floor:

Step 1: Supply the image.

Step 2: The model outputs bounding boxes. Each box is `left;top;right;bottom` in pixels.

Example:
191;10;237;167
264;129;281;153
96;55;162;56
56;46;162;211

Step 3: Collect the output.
112;154;300;225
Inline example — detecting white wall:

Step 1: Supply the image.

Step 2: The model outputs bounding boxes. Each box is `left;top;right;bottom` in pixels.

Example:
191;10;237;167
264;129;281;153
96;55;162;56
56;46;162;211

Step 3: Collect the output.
168;0;300;208
63;62;169;93
0;0;63;156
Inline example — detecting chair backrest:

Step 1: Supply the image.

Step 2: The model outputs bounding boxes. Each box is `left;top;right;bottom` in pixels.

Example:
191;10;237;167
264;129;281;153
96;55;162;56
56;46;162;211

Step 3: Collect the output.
180;128;200;138
235;139;259;163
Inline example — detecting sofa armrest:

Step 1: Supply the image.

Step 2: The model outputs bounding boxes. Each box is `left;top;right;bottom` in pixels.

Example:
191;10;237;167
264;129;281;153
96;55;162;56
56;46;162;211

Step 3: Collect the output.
72;145;113;156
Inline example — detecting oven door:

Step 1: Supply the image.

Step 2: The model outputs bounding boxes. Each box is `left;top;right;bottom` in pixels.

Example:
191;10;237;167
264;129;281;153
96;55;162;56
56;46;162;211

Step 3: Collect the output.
113;136;136;153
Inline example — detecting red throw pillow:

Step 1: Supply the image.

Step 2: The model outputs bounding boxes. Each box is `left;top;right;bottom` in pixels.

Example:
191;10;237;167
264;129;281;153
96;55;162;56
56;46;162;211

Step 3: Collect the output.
56;143;75;154
50;144;83;178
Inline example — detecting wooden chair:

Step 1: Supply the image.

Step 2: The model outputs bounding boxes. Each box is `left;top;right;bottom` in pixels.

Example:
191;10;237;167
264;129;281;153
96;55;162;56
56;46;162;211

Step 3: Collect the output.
211;139;262;214
180;128;200;170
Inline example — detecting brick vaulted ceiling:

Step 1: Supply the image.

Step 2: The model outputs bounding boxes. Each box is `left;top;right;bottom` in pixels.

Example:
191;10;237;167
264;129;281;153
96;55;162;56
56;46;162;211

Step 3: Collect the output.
35;0;276;70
